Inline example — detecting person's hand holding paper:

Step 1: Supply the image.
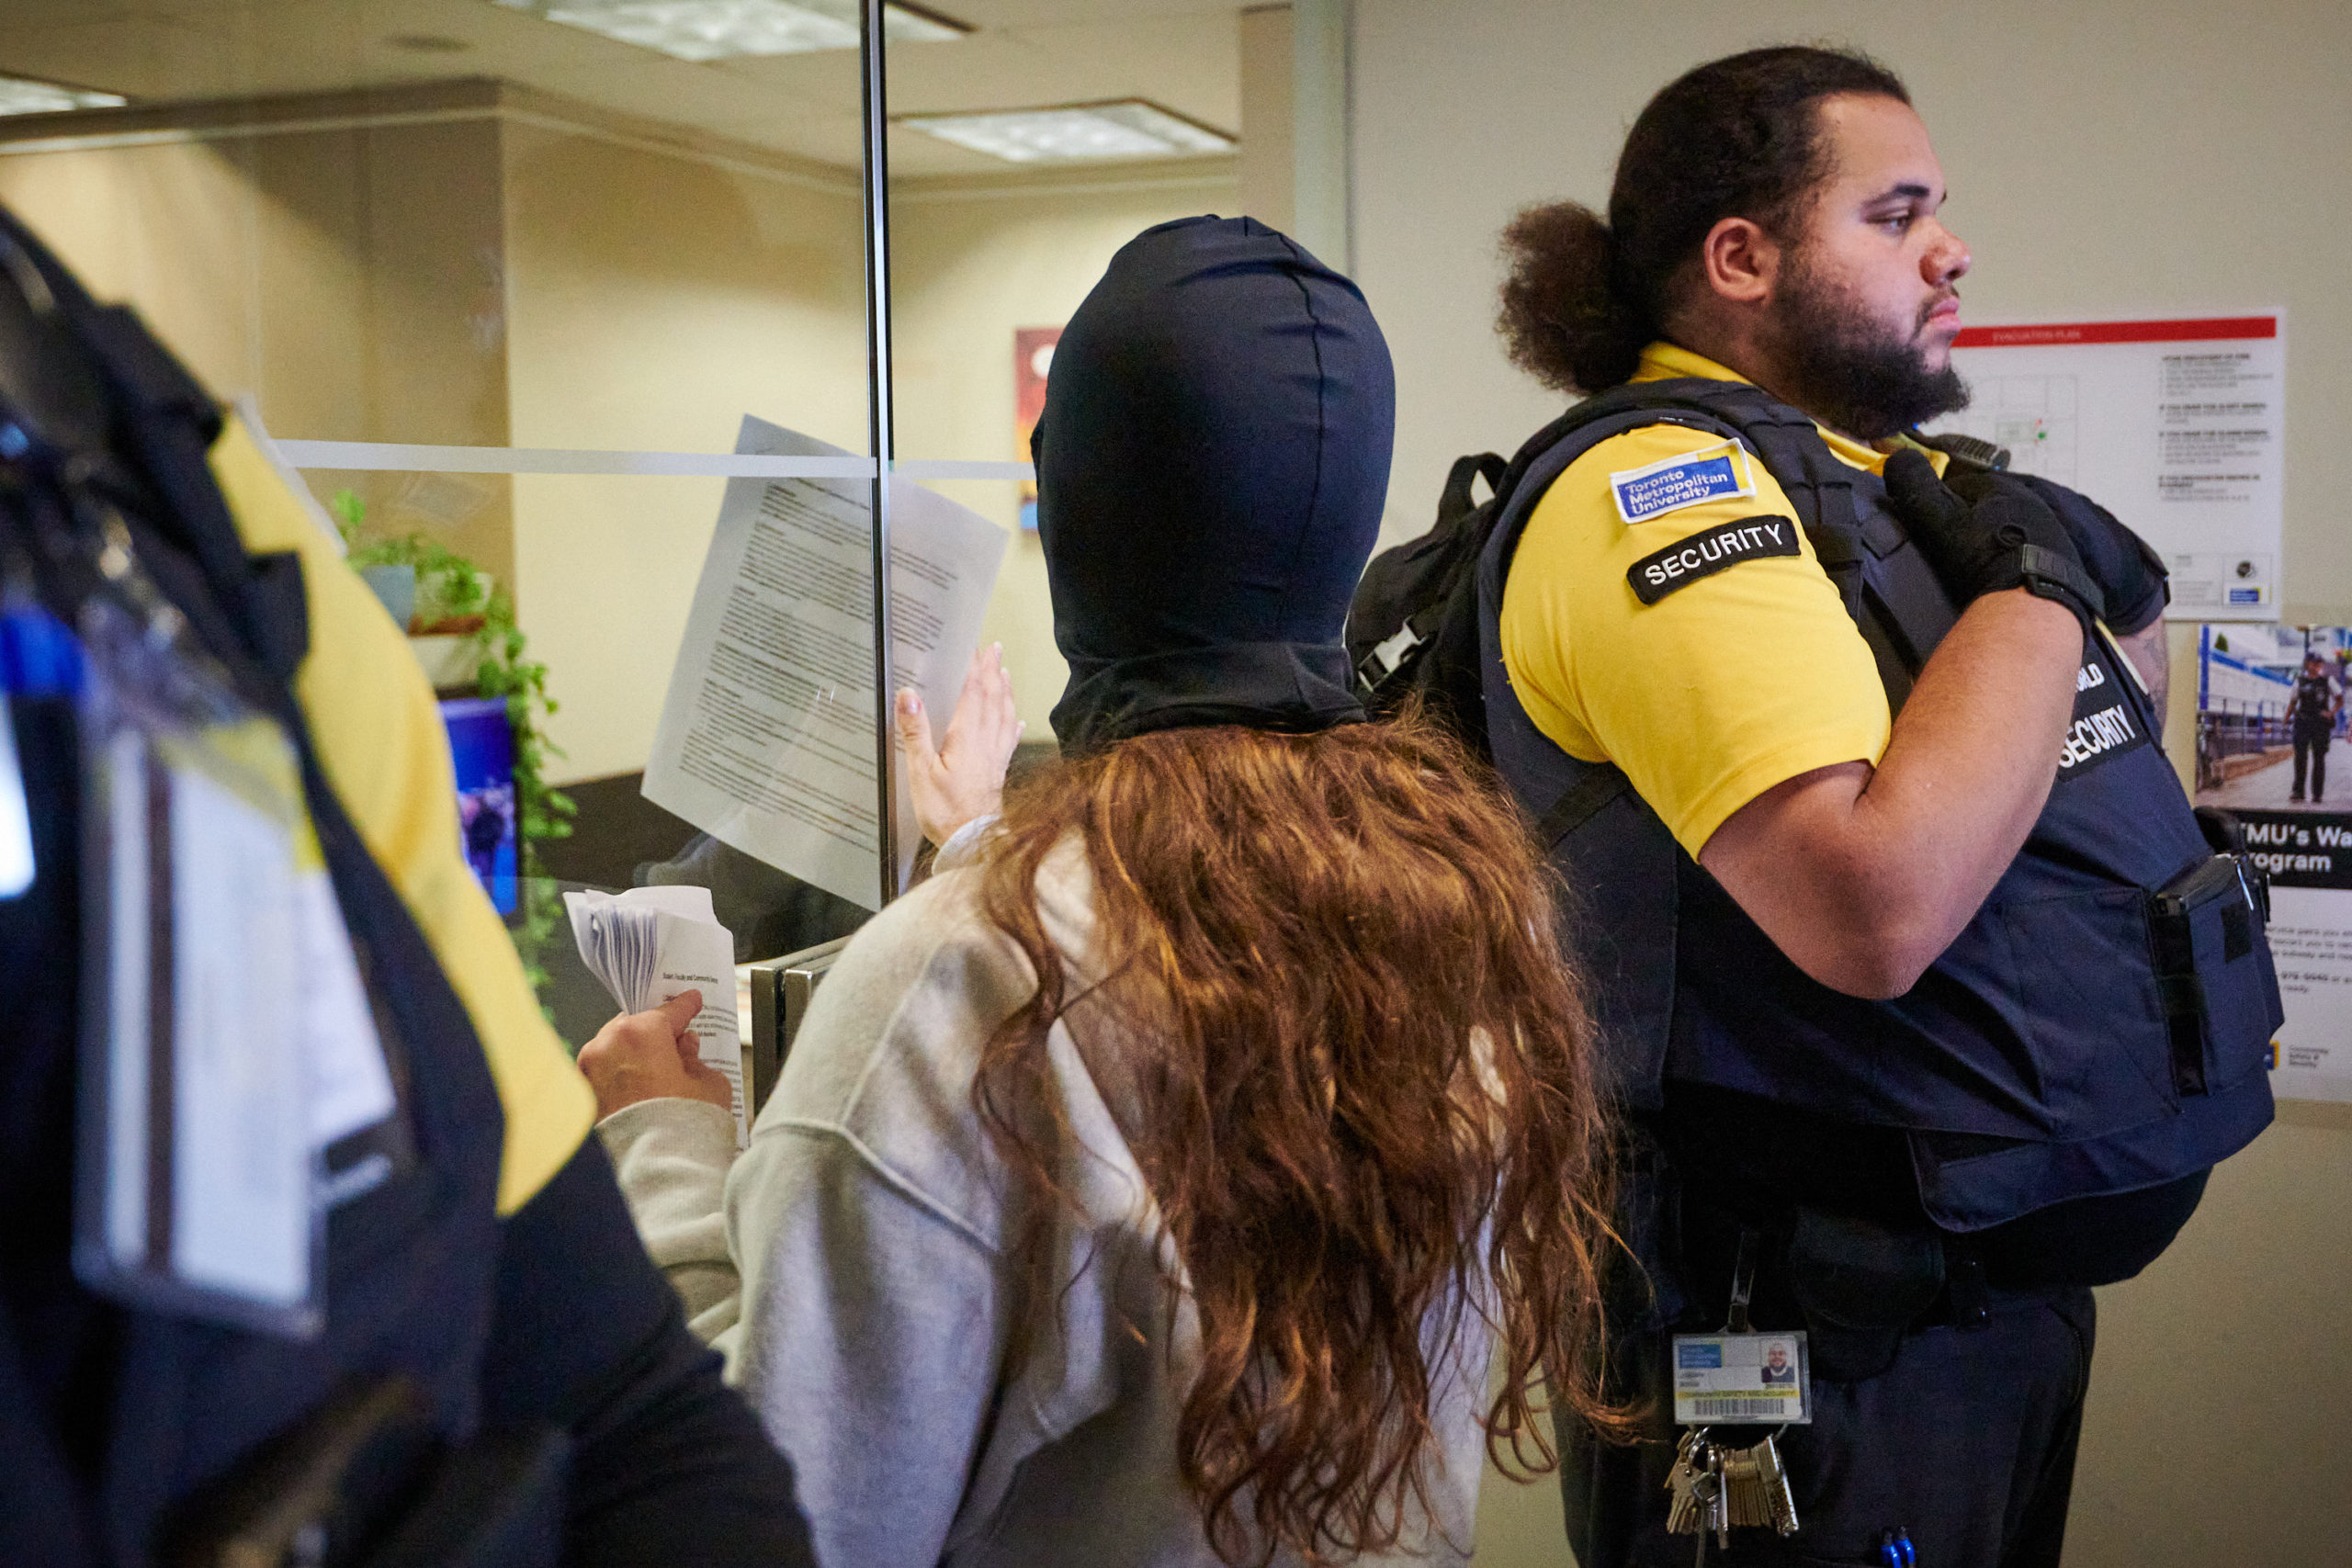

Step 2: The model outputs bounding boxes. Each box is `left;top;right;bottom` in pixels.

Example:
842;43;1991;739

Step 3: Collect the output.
578;989;734;1121
564;884;747;1144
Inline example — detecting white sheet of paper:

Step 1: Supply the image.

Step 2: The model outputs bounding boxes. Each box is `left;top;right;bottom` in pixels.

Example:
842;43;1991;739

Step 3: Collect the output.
2254;888;2352;1105
296;870;399;1149
649;908;745;1145
642;417;1010;911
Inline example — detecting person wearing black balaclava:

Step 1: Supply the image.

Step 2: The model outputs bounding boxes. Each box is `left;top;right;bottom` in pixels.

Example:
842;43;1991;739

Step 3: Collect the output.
585;217;1623;1567
1035;216;1391;750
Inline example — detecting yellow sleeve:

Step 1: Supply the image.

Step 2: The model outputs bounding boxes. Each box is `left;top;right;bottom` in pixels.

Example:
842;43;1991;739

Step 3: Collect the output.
208;418;596;1214
1498;423;1891;857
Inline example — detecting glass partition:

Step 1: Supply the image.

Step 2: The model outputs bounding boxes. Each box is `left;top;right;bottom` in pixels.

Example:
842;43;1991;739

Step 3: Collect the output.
0;0;1277;1037
0;0;881;1039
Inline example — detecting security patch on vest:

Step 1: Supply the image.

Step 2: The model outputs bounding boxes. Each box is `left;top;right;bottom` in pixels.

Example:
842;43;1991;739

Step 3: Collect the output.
1626;515;1800;604
2054;649;2151;780
1609;440;1757;524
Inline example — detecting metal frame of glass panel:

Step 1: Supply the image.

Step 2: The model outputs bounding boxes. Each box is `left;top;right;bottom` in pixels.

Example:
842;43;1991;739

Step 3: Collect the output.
857;0;899;909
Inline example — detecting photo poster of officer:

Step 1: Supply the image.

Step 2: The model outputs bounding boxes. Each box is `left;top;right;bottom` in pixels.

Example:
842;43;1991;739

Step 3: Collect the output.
441;694;520;916
1014;326;1060;532
2195;624;2352;1102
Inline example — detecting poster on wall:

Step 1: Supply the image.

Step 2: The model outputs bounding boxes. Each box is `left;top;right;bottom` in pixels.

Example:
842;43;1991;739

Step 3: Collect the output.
2193;623;2352;1104
1925;313;2284;621
1014;326;1060;531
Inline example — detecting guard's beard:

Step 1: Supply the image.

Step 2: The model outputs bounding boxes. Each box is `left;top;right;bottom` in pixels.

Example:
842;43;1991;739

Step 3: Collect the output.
1767;253;1971;441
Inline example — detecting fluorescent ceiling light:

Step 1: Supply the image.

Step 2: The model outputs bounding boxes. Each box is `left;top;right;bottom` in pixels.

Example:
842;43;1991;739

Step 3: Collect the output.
0;75;127;117
492;0;965;62
899;100;1234;164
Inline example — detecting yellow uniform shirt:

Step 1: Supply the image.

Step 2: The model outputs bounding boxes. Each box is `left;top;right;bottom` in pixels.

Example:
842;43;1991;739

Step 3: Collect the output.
209;417;597;1214
1498;342;1946;857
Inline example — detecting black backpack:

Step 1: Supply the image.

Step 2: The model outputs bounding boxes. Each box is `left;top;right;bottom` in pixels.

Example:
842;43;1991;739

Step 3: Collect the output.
1342;449;1509;747
1343;390;1715;753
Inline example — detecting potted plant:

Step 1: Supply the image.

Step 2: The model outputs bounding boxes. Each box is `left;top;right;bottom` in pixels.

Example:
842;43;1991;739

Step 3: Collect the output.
333;491;577;1009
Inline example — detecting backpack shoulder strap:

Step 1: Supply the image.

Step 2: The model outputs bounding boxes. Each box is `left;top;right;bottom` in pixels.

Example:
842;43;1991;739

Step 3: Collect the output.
1471;387;1749;850
1440;451;1510;525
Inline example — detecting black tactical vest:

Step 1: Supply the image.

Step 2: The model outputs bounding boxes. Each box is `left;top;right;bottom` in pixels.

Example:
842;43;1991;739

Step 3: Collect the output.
1476;378;2278;1233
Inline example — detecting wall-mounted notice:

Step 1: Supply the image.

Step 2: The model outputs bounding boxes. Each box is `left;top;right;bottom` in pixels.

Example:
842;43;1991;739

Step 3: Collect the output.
643;417;1009;912
2193;622;2352;1104
1926;314;2284;622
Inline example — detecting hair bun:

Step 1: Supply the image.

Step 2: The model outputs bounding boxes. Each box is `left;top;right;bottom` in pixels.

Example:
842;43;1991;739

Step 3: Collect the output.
1496;202;1647;394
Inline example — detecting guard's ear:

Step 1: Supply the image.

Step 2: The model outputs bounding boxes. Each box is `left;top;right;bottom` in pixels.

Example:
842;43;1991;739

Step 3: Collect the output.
1698;215;1779;309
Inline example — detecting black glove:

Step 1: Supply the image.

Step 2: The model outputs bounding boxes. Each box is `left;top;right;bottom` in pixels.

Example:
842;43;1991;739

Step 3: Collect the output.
2012;476;2169;635
1883;447;2105;629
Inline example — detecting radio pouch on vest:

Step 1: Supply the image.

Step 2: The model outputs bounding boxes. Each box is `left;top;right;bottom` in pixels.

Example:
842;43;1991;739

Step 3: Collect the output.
2148;852;2281;1097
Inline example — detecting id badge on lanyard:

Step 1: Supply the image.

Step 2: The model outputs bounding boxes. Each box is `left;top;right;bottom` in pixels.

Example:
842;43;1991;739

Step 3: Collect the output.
0;690;29;899
70;591;331;1337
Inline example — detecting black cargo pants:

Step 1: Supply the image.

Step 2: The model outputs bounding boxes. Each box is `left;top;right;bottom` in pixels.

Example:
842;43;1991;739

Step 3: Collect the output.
1560;1285;2095;1568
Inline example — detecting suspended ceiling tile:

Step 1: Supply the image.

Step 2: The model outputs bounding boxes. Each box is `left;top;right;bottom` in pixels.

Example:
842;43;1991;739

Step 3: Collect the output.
1;0;1248;170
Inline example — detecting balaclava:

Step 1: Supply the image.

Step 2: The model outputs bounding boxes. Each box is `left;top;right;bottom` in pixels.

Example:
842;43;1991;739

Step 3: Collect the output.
1035;216;1396;752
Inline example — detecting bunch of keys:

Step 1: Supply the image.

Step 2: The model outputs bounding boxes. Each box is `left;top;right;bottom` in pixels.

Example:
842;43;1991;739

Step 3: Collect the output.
1666;1427;1799;1560
1718;1430;1798;1533
1664;1427;1725;1553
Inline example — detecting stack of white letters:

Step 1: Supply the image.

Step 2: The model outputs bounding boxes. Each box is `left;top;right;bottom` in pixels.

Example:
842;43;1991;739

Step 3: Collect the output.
564;885;746;1145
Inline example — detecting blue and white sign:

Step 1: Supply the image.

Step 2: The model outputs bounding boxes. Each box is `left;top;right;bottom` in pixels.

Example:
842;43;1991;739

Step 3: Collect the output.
1608;440;1757;525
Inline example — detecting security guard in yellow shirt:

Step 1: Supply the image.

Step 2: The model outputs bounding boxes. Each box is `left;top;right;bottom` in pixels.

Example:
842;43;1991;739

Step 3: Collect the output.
0;203;816;1566
1478;47;2274;1568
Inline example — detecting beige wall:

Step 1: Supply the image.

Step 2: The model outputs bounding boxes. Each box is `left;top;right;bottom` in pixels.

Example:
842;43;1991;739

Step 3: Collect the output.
889;162;1240;738
499;118;870;784
1237;5;1295;233
0;96;516;582
1348;4;2352;1562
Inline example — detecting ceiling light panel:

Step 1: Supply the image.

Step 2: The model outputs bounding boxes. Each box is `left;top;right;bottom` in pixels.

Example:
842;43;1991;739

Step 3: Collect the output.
899;100;1233;164
493;0;963;62
0;76;127;118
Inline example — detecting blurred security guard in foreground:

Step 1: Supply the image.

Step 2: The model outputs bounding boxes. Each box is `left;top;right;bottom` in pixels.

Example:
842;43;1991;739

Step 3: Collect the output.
1477;48;2279;1566
0;203;815;1566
